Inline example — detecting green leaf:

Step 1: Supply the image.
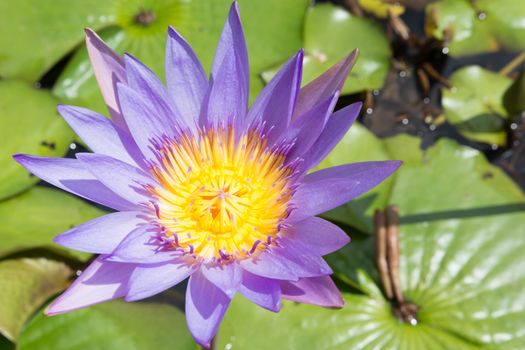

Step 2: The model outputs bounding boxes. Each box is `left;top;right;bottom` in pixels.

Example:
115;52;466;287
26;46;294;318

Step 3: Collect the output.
0;259;72;342
218;289;478;349
0;0;113;81
262;3;392;95
52;0;308;115
442;66;512;145
0;187;105;260
0;80;74;200
425;0;525;57
219;135;525;349
18;300;195;350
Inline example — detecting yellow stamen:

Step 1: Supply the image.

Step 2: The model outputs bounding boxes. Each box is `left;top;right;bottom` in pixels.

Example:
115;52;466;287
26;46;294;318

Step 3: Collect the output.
148;128;293;261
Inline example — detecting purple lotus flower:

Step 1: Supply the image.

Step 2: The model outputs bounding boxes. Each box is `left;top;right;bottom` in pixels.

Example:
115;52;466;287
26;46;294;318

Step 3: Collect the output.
14;3;400;347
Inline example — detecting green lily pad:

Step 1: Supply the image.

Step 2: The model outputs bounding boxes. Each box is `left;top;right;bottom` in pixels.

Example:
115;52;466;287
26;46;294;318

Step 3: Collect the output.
425;0;525;57
0;187;105;260
18;300;195;350
0;0;113;81
262;3;391;95
52;0;308;114
442;66;512;145
0;80;74;200
0;259;71;343
218;135;525;349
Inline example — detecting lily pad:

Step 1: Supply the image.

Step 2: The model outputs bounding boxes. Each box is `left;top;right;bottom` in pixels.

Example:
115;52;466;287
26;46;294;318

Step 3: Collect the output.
442;66;512;145
18;300;195;350
0;259;72;343
0;0;113;81
0;187;105;260
0;80;74;200
52;0;308;114
425;0;525;57
218;134;525;349
262;3;392;95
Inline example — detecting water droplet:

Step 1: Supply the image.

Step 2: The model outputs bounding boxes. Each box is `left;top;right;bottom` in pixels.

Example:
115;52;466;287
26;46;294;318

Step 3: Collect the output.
409;318;418;326
478;12;487;20
423;97;430;104
69;143;77;150
442;47;450;55
491;144;498;150
225;343;233;350
76;270;82;276
511;123;518;130
366;108;373;115
372;89;380;96
34;82;42;89
513;140;521;147
402;118;409;125
399;70;407;78
424;115;433;124
429;124;436;131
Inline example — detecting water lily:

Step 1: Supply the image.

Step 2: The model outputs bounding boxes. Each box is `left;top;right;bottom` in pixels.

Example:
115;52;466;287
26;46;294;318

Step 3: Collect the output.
14;2;400;347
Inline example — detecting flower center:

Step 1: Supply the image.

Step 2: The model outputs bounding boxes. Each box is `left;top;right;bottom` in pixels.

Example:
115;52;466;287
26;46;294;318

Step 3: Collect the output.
147;128;294;261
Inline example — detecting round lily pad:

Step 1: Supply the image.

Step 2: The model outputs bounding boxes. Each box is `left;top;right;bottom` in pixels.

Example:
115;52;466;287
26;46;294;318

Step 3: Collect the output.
425;0;525;57
442;65;512;145
0;80;74;200
18;300;195;350
262;3;392;95
0;187;105;260
0;258;71;343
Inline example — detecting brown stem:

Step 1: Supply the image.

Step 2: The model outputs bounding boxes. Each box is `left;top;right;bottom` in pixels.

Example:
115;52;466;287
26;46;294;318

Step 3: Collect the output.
386;206;403;304
375;210;393;299
344;0;364;16
422;62;452;88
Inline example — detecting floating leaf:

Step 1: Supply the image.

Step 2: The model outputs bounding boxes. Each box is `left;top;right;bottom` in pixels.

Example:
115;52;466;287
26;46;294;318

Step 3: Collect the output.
425;0;525;56
0;80;74;200
52;0;308;114
442;66;512;145
0;187;104;260
18;300;195;350
0;0;113;81
0;259;72;343
218;135;525;349
358;0;405;18
262;3;392;94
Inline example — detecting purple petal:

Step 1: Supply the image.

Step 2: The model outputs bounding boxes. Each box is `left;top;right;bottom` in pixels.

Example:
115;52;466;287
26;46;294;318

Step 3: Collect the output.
186;270;231;348
245;50;303;141
239;249;299;281
288;161;401;222
302;102;362;170
13;155;135;211
85;29;128;130
201;262;242;298
280;276;344;308
54;211;145;254
293;50;358;120
201;2;249;129
239;270;281;312
281;92;338;162
116;82;177;161
58;105;142;167
166;27;207;128
283;217;350;256
107;225;179;264
76;153;156;204
125;259;197;301
123;54;186;132
272;236;333;277
45;256;135;315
